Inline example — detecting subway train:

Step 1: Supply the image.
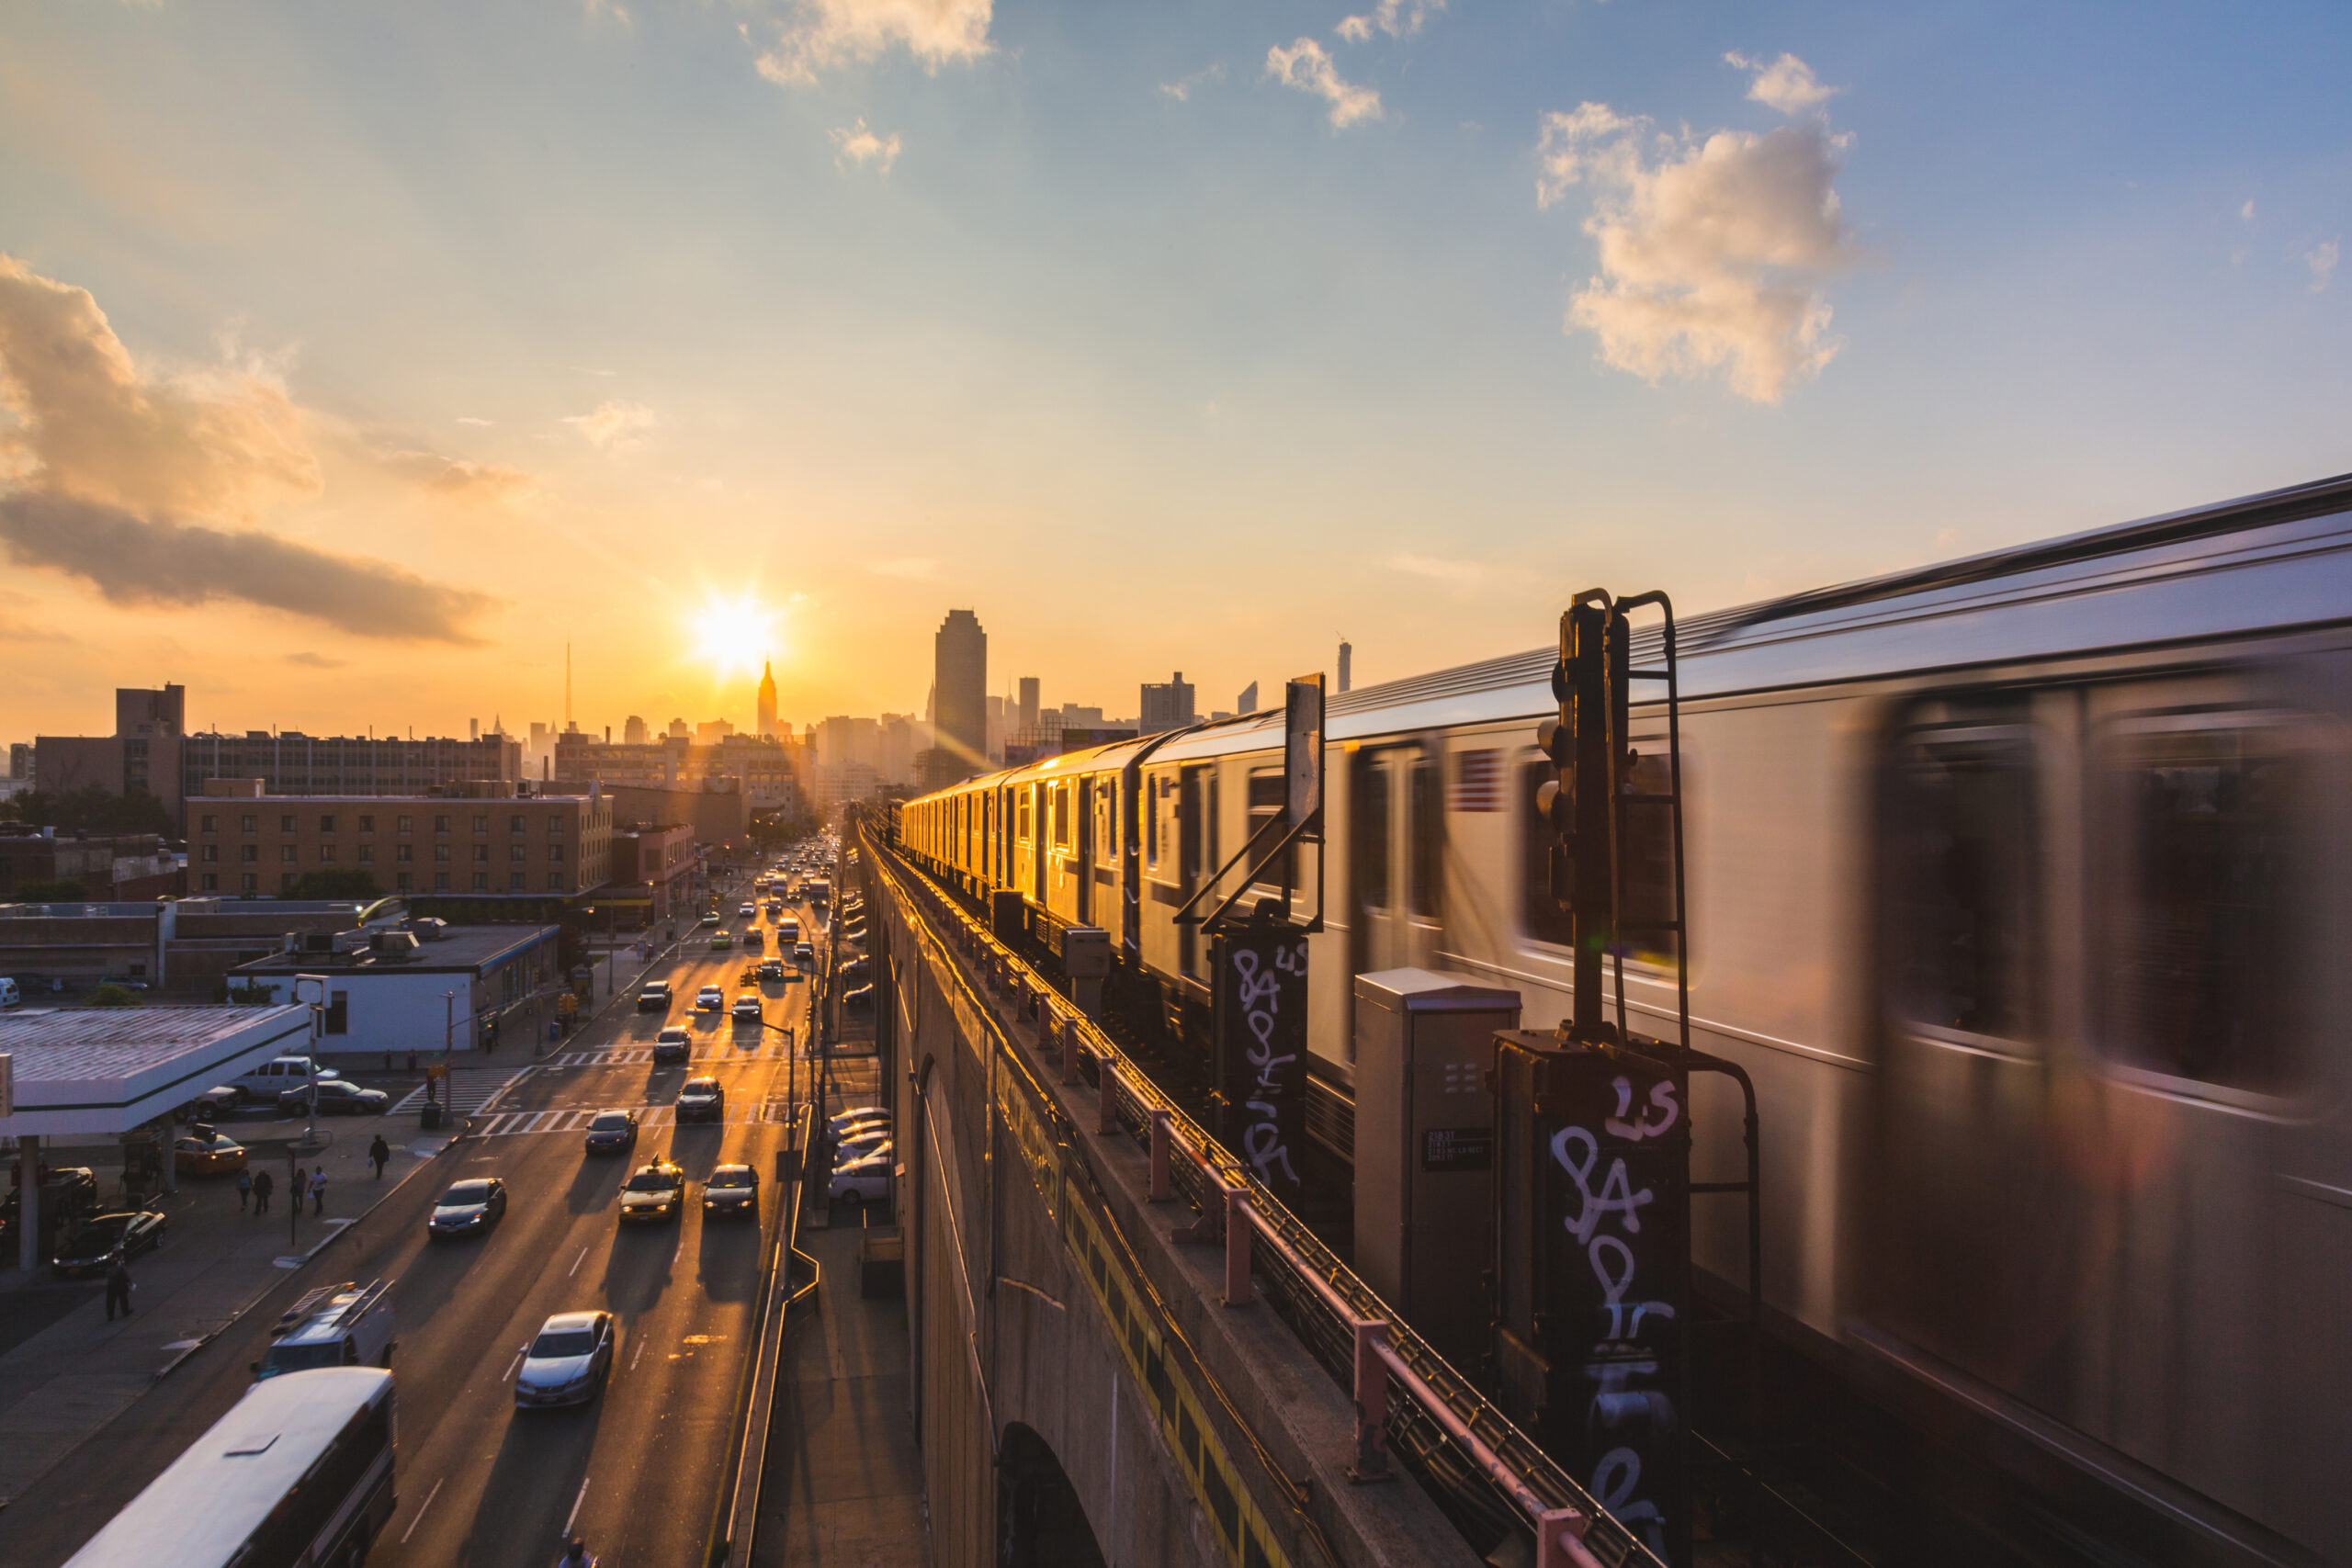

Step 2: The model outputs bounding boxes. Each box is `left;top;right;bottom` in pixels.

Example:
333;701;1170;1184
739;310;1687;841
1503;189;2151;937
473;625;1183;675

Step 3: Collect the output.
896;473;2352;1564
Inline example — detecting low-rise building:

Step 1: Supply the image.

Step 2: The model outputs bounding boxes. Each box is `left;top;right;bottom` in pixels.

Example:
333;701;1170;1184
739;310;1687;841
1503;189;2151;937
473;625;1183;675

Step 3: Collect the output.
0;898;369;996
180;729;520;804
0;828;183;902
610;823;696;926
228;920;560;1059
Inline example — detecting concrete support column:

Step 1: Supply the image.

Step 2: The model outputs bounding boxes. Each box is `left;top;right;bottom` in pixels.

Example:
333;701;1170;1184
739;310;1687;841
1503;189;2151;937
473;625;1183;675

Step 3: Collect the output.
17;1134;38;1274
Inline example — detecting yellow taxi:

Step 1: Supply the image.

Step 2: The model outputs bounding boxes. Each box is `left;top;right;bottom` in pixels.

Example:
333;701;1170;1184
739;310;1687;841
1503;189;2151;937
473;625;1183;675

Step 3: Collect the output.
174;1130;249;1176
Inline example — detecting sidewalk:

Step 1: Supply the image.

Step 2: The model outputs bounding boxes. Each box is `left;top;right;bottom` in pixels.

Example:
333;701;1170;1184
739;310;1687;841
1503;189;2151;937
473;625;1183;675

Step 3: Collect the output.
0;1111;452;1509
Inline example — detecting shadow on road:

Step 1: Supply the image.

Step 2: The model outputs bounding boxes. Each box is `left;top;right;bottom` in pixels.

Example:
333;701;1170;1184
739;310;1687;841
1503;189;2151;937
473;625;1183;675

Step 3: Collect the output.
695;1217;759;1302
449;1389;607;1568
599;1221;678;1322
565;1155;628;1216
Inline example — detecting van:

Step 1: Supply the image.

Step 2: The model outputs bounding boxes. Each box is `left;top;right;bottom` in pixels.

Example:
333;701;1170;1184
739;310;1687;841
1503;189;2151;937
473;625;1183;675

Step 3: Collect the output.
0;977;17;1009
254;1279;395;1379
232;1056;342;1100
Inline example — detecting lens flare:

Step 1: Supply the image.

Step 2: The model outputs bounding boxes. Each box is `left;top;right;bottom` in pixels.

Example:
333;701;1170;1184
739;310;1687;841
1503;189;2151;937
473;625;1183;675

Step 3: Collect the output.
688;592;777;680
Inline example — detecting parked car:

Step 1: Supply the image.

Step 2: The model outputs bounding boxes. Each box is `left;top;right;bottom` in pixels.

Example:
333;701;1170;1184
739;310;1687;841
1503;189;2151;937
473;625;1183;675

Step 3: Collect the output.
834;1131;892;1166
174;1130;248;1175
617;1160;686;1223
829;1107;888;1134
702;1165;758;1219
514;1311;615;1407
829;1154;892;1207
695;985;725;1011
52;1209;166;1277
840;957;872;982
842;984;875;1010
232;1057;342;1100
731;994;763;1022
676;1077;724;1123
636;981;673;1012
428;1178;507;1237
180;1086;245;1121
652;1026;692;1065
279;1080;391;1117
582;1110;640;1155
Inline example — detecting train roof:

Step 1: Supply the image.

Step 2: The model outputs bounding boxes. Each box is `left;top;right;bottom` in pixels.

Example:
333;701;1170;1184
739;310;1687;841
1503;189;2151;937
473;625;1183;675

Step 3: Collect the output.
912;472;2352;799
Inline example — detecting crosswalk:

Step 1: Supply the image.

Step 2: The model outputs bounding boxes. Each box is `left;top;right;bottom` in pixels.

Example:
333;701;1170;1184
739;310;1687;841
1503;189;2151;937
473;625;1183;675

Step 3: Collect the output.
390;1068;529;1115
541;1043;797;1068
472;1102;797;1138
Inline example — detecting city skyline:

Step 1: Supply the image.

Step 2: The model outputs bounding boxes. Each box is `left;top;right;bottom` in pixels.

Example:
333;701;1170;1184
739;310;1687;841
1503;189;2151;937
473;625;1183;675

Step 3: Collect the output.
3;3;2347;742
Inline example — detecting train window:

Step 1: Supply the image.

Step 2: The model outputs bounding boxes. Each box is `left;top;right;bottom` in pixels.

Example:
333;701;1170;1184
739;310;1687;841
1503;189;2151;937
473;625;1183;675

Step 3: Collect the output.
1520;760;1576;947
1352;756;1391;910
2098;718;2310;1094
1248;768;1291;891
1886;725;2037;1042
1018;790;1032;842
1409;755;1440;919
1146;774;1161;868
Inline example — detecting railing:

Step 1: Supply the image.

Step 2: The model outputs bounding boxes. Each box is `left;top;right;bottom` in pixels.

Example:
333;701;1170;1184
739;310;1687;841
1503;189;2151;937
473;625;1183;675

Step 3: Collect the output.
710;1100;817;1566
862;826;1667;1568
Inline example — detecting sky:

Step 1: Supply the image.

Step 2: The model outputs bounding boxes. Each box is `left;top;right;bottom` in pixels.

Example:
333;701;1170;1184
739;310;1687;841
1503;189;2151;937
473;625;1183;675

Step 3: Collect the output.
1;0;2346;743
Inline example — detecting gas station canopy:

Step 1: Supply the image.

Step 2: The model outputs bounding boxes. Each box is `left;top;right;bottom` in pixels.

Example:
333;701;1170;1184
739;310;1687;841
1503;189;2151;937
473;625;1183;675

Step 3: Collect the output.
0;1004;313;1138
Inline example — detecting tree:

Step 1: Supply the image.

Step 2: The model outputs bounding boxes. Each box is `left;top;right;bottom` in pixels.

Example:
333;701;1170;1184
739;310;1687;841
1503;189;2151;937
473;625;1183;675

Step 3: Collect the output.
88;982;140;1008
13;877;88;902
289;868;383;901
0;786;175;837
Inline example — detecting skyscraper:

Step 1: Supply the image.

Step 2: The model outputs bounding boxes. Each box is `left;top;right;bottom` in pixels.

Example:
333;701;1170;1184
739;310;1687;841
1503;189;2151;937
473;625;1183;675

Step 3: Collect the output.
1237;681;1259;715
1139;672;1196;734
756;661;778;738
933;609;988;779
1018;676;1040;733
624;715;648;745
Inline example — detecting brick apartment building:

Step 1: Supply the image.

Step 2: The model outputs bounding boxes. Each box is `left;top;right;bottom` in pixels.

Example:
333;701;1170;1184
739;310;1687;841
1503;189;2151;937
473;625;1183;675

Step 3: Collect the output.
610;823;697;925
187;780;611;904
181;729;521;801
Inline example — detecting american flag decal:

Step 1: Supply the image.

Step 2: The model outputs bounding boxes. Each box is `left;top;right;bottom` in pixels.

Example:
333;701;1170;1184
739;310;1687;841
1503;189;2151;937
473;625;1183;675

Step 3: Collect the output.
1451;749;1503;812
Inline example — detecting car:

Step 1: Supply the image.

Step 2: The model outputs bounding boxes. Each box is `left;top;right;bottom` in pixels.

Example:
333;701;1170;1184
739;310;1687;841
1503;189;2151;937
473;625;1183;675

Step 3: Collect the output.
834;1130;892;1165
180;1086;244;1121
764;900;784;918
829;1106;888;1134
676;1077;725;1122
757;958;786;982
744;926;768;951
832;1116;890;1145
793;942;813;963
617;1160;685;1222
174;1130;247;1176
840;956;872;982
739;902;757;919
652;1026;692;1065
514;1310;615;1407
52;1209;166;1277
703;1164;759;1219
695;985;725;1011
698;911;719;927
232;1056;343;1100
731;994;763;1022
582;1110;639;1155
428;1178;507;1236
842;984;875;1010
829;1154;892;1207
279;1080;392;1117
637;980;673;1012
710;930;733;950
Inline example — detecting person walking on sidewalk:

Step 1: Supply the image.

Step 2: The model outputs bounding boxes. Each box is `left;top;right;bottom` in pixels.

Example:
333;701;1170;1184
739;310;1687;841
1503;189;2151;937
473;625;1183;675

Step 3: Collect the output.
309;1166;327;1216
236;1168;253;1211
105;1250;133;1321
368;1134;390;1180
253;1168;273;1214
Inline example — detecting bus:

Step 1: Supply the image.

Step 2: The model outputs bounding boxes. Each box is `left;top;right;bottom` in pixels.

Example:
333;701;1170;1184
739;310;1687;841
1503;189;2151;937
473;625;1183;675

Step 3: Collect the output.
66;1366;396;1568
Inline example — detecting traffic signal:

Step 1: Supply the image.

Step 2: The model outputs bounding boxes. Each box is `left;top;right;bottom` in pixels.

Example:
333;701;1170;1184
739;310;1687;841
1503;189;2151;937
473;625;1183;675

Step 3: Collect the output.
1535;595;1627;1040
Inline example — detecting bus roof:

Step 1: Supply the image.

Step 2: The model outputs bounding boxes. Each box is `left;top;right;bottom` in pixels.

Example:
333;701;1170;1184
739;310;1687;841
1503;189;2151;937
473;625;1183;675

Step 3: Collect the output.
64;1367;391;1568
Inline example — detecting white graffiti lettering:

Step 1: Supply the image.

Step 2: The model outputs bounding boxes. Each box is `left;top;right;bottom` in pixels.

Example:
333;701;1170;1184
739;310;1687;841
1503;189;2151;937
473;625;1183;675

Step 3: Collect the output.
1602;1075;1680;1143
1230;942;1309;1190
1551;1124;1656;1245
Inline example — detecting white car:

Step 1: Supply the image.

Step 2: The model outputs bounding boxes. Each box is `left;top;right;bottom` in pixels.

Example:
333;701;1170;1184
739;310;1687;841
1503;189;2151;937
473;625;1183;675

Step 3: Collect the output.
829;1153;892;1206
834;1132;892;1167
695;985;725;1011
739;902;757;919
232;1057;343;1100
514;1311;615;1407
829;1106;888;1134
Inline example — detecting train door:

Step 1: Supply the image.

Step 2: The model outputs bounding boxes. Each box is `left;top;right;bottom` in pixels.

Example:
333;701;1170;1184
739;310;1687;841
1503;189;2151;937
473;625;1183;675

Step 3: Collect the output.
1348;744;1442;985
1076;774;1095;927
1178;764;1216;980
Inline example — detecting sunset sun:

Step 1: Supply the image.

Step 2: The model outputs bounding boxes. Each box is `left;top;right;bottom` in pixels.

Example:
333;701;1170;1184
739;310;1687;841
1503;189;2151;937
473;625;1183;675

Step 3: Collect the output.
687;592;777;680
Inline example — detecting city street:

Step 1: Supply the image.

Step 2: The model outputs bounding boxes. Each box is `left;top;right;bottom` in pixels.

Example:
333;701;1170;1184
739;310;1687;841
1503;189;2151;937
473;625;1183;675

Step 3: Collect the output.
0;867;835;1568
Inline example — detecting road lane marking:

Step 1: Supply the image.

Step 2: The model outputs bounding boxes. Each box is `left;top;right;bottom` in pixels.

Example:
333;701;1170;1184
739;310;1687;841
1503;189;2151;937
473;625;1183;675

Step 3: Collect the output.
400;1477;446;1544
565;1474;591;1535
569;1245;590;1277
505;1350;524;1381
630;1337;645;1371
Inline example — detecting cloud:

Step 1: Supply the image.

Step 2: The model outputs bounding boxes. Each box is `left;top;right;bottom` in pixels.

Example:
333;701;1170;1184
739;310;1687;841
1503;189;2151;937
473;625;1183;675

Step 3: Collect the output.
1385;552;1482;583
831;118;903;174
1159;64;1225;103
0;491;494;643
456;415;493;426
563;400;658;451
751;0;993;85
1724;51;1840;115
1337;0;1442;43
286;650;350;669
1266;39;1382;129
0;254;318;518
377;449;537;506
2241;199;2256;222
2308;240;2339;293
867;556;938;579
1534;68;1859;403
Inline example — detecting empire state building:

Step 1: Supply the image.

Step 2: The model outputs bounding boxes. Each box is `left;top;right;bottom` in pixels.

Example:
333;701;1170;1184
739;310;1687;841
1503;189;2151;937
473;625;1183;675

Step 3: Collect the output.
756;660;778;738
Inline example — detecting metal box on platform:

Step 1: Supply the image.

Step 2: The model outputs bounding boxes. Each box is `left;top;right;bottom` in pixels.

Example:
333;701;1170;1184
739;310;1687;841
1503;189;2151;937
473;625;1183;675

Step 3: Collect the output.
1351;968;1521;1373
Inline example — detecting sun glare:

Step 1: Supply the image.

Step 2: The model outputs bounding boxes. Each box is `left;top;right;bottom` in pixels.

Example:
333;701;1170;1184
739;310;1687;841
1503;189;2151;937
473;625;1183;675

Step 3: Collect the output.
688;592;778;680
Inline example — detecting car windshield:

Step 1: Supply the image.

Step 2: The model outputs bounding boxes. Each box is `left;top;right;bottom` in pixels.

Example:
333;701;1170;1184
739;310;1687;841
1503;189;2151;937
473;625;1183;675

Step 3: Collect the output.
626;1169;680;1191
531;1328;598;1358
660;1030;689;1043
589;1113;632;1131
74;1216;130;1247
708;1169;753;1188
438;1182;493;1206
684;1081;718;1095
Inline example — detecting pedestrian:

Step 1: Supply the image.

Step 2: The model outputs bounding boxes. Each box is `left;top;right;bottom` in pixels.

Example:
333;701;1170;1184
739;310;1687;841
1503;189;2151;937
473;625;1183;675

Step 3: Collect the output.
309;1165;327;1216
406;1047;417;1074
253;1168;273;1214
105;1249;132;1321
236;1168;253;1212
383;1049;392;1072
368;1134;390;1180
